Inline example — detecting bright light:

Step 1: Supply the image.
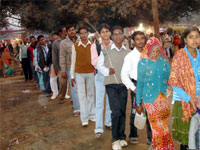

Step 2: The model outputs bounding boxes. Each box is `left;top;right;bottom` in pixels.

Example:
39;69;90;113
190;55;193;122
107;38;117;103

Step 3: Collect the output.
138;23;144;31
147;28;152;34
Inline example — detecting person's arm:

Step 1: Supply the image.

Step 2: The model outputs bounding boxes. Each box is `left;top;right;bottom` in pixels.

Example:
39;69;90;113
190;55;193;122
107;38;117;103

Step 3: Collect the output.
19;46;22;62
121;54;136;92
90;43;99;68
172;86;191;104
34;48;41;72
162;60;172;98
136;60;145;105
96;51;109;76
45;47;52;66
169;52;192;104
70;44;76;79
27;48;31;62
59;41;67;73
172;86;196;112
136;60;145;114
52;41;59;73
165;61;171;97
166;61;171;81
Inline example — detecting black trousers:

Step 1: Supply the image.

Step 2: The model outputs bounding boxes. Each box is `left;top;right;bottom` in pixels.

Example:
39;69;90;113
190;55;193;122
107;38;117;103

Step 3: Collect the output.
106;84;127;142
42;70;51;94
129;91;138;138
129;91;152;141
22;58;32;81
146;112;152;142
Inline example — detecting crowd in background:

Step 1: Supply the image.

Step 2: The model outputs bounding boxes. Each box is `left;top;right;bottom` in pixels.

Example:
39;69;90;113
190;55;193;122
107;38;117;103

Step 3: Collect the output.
0;27;185;79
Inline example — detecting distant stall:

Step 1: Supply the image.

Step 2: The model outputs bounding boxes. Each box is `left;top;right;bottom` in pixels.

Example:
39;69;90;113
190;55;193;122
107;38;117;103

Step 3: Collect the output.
0;29;25;41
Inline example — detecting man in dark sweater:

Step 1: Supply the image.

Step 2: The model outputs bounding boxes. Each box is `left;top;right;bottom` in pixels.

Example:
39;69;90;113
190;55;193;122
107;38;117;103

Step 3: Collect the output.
35;35;52;96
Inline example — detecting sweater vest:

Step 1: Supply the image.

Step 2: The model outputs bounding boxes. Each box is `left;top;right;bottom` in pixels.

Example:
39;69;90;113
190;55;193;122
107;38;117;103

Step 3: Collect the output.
21;45;29;59
103;47;130;85
74;42;94;73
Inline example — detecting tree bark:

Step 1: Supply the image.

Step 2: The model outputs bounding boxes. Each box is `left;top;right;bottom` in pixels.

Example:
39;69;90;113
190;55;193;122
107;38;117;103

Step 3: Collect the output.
152;0;160;38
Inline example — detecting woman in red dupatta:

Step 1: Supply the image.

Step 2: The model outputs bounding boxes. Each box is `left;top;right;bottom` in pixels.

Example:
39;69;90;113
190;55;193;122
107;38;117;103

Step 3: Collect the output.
136;37;174;150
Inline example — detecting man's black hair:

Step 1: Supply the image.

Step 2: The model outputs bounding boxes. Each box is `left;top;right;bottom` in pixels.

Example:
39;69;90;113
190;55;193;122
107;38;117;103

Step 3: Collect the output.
29;36;35;40
58;26;66;34
111;25;123;35
97;23;111;33
78;26;88;33
132;31;145;41
37;35;44;41
66;24;75;31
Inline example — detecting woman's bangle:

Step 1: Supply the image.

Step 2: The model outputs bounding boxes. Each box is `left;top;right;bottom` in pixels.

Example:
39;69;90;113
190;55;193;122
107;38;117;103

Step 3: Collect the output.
136;103;141;106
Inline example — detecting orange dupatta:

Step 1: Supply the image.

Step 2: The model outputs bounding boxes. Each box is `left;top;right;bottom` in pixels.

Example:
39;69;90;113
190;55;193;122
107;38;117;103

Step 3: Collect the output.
168;48;197;122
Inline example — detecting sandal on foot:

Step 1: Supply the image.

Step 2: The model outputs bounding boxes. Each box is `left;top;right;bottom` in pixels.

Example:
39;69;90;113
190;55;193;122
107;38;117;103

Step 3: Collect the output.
95;132;102;138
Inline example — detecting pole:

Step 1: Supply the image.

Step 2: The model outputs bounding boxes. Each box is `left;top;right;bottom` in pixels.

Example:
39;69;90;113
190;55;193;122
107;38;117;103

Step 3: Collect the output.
152;0;160;38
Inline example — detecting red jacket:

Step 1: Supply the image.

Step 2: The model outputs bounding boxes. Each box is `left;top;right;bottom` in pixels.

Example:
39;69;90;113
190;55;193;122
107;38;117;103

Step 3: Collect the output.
28;46;34;61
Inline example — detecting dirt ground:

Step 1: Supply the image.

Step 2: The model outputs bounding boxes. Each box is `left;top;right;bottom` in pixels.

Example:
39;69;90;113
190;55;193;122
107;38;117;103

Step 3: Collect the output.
0;65;179;150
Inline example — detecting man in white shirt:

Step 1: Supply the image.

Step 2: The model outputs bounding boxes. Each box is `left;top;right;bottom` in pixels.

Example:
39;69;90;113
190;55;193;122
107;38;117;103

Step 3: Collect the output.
121;31;152;145
19;38;32;81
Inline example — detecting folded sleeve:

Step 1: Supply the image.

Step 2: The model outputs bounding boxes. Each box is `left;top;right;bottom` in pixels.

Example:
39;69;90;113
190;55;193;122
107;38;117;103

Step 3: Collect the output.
172;86;191;103
59;41;67;72
70;45;76;79
96;52;109;76
91;43;99;68
121;54;136;91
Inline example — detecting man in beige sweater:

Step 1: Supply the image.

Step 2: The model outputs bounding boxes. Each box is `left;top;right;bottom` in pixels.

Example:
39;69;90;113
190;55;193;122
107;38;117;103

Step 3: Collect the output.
97;26;130;150
59;25;80;117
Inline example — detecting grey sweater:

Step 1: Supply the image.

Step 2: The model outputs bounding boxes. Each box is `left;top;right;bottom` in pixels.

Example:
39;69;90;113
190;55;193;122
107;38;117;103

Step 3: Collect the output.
102;46;130;85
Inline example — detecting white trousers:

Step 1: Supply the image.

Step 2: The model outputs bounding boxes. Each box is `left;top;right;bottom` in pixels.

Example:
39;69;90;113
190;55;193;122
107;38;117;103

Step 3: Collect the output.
50;76;58;95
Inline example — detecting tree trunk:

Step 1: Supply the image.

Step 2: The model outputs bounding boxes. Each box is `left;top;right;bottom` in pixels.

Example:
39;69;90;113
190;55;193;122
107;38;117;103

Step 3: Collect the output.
152;0;160;39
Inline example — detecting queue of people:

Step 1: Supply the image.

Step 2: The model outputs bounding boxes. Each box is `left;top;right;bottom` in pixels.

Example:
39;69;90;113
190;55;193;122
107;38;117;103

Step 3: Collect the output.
1;24;200;150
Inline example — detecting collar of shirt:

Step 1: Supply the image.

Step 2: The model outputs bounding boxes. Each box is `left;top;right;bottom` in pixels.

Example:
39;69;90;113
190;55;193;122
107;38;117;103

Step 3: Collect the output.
111;43;127;51
21;44;29;47
78;40;91;48
57;38;62;41
66;36;78;43
133;47;141;56
100;40;113;49
41;45;49;53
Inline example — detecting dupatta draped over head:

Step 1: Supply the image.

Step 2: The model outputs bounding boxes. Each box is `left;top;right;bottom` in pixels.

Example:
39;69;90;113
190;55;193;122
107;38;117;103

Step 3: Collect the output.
141;37;168;60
